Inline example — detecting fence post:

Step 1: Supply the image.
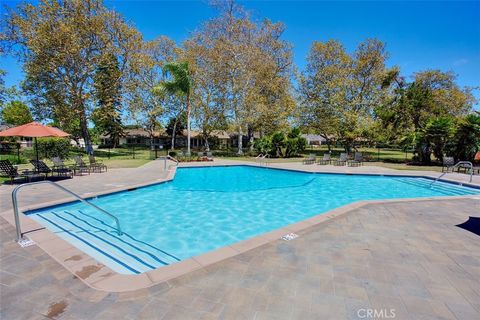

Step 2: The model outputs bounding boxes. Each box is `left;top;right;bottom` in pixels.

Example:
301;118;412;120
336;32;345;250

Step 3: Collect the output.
17;144;20;162
132;146;135;159
377;147;380;162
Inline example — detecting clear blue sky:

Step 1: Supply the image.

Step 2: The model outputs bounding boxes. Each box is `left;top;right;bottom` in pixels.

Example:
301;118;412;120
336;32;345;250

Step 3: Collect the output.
2;0;479;102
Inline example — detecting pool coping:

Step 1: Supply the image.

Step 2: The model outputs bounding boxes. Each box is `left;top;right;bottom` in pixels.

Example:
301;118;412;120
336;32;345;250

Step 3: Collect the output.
1;163;479;292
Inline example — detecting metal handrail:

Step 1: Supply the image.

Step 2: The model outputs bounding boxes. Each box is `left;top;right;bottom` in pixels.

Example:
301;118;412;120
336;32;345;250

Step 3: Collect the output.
12;180;123;242
430;161;473;186
162;155;179;170
167;155;179;165
255;153;269;166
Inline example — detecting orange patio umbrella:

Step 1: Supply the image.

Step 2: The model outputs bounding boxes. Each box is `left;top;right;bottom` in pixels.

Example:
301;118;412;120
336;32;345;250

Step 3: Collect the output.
0;122;70;164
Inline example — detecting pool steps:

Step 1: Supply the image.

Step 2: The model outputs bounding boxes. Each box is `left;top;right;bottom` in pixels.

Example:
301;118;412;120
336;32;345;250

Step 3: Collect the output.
35;210;180;274
396;178;476;196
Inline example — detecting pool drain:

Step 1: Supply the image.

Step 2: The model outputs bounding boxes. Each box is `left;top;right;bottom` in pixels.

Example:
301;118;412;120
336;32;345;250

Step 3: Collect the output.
281;233;299;241
18;237;36;247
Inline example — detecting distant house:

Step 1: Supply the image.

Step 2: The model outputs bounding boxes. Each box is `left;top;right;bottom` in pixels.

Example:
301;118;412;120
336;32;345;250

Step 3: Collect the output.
188;130;231;149
100;128;167;147
100;128;234;150
302;134;326;146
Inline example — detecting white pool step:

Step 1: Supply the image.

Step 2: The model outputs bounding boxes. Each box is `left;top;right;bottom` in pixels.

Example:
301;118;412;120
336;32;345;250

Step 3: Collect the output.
396;177;475;196
34;210;180;274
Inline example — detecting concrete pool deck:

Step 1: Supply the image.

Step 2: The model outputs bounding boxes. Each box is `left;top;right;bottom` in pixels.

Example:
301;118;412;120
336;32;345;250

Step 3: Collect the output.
1;159;480;319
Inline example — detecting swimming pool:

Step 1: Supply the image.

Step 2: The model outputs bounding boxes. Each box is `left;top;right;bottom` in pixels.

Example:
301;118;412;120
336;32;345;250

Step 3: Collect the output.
27;165;480;274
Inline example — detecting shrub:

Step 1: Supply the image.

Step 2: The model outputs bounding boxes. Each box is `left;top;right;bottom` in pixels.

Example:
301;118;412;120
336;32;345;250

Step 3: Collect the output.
254;128;307;158
285;128;307;157
270;132;286;157
253;136;272;155
285;136;307;157
35;137;71;159
447;113;480;162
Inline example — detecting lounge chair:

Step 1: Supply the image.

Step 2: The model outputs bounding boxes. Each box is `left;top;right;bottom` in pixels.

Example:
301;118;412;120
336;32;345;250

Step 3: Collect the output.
442;157;455;172
317;153;331;165
197;152;206;161
333;153;348;166
206;151;213;161
51;157;75;178
30;159;52;177
52;157;70;170
89;155;107;173
302;154;316;165
31;159;73;178
72;155;91;175
0;159;43;183
348;152;363;167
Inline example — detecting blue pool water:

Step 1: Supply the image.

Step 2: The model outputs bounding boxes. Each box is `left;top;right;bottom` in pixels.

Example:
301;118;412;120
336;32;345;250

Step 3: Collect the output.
28;166;480;274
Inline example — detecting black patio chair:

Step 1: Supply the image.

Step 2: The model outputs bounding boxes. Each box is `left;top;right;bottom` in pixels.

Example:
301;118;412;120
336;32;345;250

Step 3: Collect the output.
442;157;455;172
0;159;43;183
88;155;107;173
31;159;73;178
72;155;91;175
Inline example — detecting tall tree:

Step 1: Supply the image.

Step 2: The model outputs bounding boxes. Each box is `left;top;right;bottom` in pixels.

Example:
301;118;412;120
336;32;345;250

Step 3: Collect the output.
378;70;475;162
160;61;193;154
2;0;142;153
165;112;186;150
185;57;227;150
1;100;33;125
127;36;177;145
298;38;388;151
184;1;294;154
0;69;6;107
297;40;351;151
92;53;124;147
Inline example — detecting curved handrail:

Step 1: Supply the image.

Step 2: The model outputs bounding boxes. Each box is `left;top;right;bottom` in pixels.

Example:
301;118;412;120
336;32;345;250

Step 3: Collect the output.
255;153;270;166
430;161;473;186
12;180;122;242
162;155;179;170
167;155;179;165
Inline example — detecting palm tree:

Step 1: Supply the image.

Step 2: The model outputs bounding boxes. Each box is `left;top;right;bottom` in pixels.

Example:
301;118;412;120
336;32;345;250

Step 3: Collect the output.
161;61;192;155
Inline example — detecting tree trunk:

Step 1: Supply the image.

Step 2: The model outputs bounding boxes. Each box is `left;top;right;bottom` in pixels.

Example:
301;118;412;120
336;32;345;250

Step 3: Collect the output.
79;110;92;155
248;125;254;152
237;128;243;155
171;120;177;150
204;136;210;151
418;143;431;164
186;96;191;156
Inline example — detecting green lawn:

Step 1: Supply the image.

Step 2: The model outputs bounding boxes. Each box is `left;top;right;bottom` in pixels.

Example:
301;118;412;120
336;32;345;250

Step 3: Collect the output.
0;148;154;183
